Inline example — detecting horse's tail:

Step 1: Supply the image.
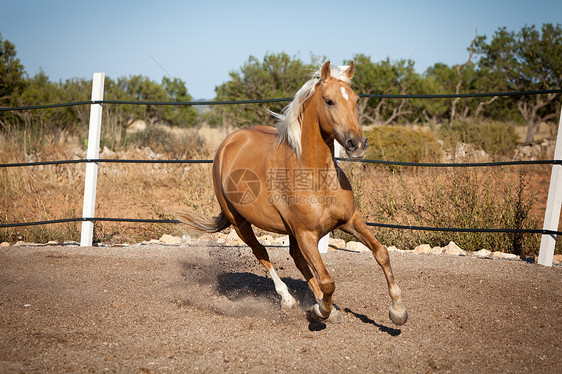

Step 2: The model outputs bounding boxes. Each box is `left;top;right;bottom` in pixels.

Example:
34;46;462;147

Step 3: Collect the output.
176;211;231;233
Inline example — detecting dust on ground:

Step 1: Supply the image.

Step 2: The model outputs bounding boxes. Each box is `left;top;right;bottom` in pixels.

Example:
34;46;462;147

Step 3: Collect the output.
1;244;560;373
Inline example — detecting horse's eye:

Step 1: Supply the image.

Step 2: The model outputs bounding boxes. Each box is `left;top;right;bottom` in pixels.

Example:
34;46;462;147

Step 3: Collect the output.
324;98;335;106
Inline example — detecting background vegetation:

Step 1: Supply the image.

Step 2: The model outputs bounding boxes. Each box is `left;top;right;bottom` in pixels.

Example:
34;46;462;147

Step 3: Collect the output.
2;24;561;147
1;24;561;256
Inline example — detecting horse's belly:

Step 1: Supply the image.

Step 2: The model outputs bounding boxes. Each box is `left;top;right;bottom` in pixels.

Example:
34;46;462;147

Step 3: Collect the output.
233;201;289;234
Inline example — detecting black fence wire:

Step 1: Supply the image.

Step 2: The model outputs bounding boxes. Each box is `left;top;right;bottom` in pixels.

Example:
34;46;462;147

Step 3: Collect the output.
2;217;559;236
1;89;561;237
1;88;562;112
1;157;561;169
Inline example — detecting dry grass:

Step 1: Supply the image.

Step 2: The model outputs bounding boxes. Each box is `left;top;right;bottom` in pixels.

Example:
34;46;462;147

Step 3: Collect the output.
338;162;547;257
0;132;217;244
0;138;82;243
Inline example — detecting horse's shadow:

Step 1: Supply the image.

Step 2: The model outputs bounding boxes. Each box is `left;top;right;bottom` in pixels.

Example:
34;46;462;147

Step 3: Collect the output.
344;308;401;336
180;263;400;335
215;272;330;332
215;272;401;335
215;271;316;309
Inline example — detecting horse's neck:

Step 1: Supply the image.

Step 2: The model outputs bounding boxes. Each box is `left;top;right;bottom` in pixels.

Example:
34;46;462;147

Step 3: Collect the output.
298;96;335;169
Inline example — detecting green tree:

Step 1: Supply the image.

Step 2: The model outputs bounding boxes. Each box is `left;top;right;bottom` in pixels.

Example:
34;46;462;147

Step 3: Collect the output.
0;33;27;140
424;61;510;123
211;53;315;128
161;76;198;126
0;33;25;105
105;75;198;128
423;63;457;122
115;75;167;126
102;75;198;150
350;54;426;125
476;23;562;142
5;71;88;149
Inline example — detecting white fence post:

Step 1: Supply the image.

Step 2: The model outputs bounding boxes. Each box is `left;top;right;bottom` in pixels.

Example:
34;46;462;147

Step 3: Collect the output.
538;110;562;266
80;73;105;247
318;234;329;254
318;141;343;254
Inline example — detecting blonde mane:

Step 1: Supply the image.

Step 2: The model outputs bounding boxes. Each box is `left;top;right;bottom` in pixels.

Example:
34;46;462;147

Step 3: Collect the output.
271;64;352;158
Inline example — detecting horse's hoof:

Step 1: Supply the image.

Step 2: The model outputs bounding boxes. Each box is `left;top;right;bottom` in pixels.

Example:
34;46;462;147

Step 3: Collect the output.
313;303;331;320
389;303;408;326
326;308;343;323
281;295;297;309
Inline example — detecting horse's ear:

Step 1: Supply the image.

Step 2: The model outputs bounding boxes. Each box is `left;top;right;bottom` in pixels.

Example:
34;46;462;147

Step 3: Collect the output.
346;61;355;80
321;61;331;82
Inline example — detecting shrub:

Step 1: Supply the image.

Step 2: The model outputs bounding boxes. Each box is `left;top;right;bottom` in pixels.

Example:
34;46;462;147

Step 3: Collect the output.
364;126;442;163
125;126;207;158
337;163;542;256
439;120;519;158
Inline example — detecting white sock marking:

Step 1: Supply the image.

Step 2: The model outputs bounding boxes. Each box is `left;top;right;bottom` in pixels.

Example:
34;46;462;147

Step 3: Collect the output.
269;267;296;307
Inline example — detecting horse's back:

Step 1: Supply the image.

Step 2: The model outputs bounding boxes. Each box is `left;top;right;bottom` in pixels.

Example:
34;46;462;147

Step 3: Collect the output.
224;125;278;141
214;125;281;170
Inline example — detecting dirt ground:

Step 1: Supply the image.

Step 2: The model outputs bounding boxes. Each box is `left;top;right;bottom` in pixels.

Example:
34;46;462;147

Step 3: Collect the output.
1;243;561;373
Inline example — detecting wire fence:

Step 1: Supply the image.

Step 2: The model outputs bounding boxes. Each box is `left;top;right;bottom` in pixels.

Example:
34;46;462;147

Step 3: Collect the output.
1;157;561;169
1;89;562;112
1;89;561;237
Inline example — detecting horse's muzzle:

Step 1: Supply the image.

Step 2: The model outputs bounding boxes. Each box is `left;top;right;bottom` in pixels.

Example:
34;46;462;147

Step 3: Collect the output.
344;136;368;159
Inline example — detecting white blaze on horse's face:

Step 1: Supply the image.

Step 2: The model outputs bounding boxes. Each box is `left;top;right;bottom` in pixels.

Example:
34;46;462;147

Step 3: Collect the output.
340;87;349;102
319;61;368;160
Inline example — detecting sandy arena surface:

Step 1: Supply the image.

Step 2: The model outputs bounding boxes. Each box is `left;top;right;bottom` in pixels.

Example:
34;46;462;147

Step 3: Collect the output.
1;243;561;373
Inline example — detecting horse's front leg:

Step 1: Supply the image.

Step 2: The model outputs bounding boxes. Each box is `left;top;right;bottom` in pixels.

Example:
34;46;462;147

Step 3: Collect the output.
341;211;408;326
294;230;335;320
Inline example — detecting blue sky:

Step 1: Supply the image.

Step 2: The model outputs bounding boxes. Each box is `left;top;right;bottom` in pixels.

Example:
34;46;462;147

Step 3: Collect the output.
1;0;561;99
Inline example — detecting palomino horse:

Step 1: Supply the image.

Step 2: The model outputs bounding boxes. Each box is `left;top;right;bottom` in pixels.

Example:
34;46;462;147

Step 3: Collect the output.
178;61;408;325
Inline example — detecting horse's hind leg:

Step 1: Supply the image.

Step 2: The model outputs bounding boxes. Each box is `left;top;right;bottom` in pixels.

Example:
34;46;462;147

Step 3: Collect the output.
341;211;408;326
233;221;297;309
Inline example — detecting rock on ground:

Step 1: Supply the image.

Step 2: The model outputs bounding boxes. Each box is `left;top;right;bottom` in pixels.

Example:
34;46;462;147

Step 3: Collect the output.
474;249;492;258
443;241;467;256
346;241;370;253
159;234;182;245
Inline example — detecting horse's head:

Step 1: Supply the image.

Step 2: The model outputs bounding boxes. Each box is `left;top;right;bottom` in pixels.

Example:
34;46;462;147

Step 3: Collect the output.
317;61;367;160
